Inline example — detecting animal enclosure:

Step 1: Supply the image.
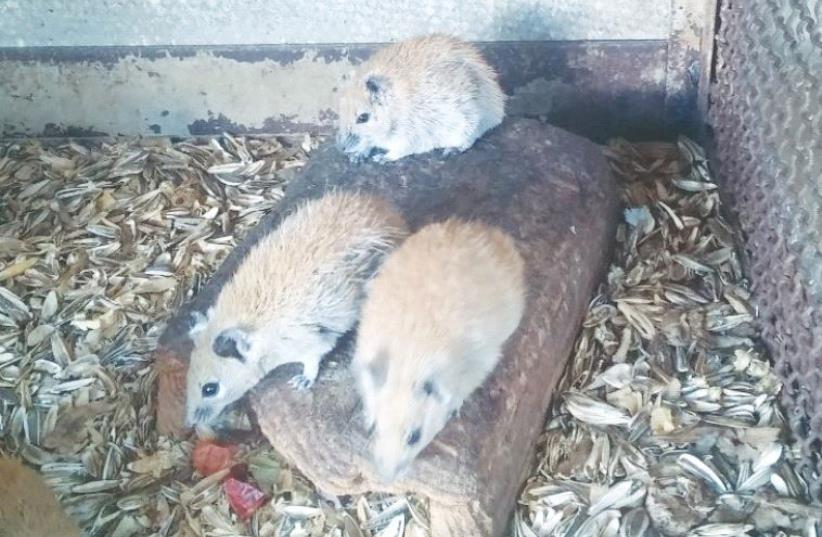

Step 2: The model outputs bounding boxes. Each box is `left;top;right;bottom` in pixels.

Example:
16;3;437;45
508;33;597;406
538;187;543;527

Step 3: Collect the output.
0;1;820;536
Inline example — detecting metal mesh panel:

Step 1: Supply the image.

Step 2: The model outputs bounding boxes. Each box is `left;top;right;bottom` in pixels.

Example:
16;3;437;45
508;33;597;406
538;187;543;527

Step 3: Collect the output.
709;0;822;500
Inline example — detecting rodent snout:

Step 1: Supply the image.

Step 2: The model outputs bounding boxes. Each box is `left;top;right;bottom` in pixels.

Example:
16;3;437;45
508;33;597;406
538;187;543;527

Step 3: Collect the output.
186;405;213;427
373;452;411;483
337;133;360;153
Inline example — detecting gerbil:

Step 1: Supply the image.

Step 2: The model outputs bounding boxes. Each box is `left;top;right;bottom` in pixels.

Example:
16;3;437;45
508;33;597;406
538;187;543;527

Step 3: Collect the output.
336;34;505;163
352;218;525;481
186;191;408;427
0;457;82;537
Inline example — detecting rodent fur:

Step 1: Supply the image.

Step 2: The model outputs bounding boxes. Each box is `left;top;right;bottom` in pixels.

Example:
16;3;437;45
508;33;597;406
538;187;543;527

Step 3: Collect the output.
353;218;525;481
337;34;505;163
186;191;409;427
0;457;82;537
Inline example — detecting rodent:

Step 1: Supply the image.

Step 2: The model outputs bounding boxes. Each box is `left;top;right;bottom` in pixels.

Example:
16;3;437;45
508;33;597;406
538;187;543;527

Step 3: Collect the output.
0;457;82;537
186;191;409;428
352;218;526;481
336;34;506;163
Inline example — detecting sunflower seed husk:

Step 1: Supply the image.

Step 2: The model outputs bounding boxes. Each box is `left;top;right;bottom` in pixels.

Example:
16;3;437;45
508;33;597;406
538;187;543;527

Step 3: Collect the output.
515;138;812;537
0;134;419;537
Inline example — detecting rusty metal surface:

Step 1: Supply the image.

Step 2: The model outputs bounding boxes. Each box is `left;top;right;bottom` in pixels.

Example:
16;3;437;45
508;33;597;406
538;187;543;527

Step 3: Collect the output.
708;0;822;501
0;41;672;142
664;0;718;134
0;1;718;142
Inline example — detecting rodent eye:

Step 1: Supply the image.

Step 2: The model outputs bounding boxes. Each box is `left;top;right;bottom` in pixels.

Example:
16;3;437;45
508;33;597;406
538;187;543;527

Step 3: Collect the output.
202;382;219;398
406;427;421;446
422;380;436;396
356;113;370;124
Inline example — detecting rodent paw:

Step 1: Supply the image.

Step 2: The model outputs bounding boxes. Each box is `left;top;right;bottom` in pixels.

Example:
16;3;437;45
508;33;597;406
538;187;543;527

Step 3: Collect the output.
440;146;466;158
288;374;315;391
369;148;389;163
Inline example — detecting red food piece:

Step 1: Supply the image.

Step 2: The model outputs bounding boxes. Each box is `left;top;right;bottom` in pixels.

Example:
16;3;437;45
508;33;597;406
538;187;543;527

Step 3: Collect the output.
192;440;238;476
223;477;267;520
228;462;250;481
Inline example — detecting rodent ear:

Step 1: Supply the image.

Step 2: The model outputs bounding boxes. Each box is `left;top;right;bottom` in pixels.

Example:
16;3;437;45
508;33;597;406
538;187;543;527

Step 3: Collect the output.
422;379;439;398
365;75;391;105
366;349;389;388
213;328;252;362
188;310;209;336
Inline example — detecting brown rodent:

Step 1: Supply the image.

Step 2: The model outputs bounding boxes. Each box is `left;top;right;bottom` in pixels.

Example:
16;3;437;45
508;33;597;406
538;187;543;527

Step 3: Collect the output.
337;34;505;163
352;218;526;481
0;457;82;537
186;191;409;427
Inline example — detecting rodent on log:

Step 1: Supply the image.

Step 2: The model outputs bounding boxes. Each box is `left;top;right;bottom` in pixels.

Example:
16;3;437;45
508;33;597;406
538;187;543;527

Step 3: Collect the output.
353;218;526;481
337;34;505;164
186;191;409;428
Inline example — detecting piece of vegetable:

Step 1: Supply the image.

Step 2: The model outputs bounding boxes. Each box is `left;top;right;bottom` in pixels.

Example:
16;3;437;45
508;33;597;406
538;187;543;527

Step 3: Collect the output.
223;477;267;520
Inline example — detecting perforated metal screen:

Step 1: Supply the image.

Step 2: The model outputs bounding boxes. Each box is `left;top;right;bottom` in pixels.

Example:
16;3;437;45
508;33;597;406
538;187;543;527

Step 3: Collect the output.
709;0;822;501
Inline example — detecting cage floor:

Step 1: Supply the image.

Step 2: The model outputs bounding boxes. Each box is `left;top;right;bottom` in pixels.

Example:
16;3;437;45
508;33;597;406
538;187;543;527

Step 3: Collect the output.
0;134;817;537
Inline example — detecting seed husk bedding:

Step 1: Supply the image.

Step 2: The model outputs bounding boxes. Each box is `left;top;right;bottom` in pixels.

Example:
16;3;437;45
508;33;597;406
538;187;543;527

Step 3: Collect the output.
0;134;816;537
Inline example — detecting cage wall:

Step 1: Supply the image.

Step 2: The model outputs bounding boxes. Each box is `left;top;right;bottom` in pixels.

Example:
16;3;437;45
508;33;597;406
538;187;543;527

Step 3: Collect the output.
0;0;713;141
708;0;822;501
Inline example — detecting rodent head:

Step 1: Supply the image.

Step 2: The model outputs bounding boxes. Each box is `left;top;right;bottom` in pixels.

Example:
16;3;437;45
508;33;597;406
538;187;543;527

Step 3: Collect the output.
185;309;265;427
336;73;395;161
355;349;457;482
185;309;341;427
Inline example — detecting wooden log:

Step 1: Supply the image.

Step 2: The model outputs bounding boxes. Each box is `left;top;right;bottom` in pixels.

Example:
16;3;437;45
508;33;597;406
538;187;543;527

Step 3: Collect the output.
154;118;620;536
